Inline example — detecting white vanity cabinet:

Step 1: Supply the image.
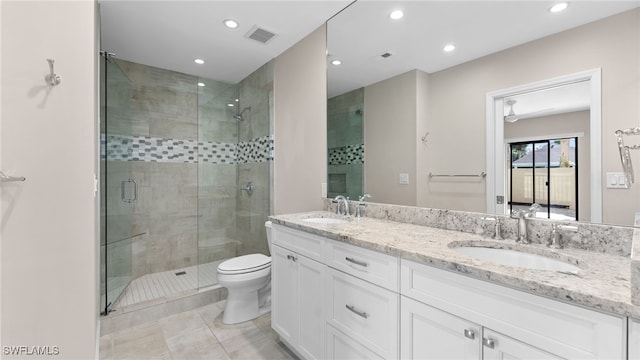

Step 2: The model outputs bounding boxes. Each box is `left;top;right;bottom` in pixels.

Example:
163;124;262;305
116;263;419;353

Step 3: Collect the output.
630;318;640;360
271;224;400;360
271;226;326;360
401;259;626;360
271;222;630;360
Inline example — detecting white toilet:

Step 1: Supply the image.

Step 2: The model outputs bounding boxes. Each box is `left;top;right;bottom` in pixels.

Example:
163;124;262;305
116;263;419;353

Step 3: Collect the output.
217;221;273;324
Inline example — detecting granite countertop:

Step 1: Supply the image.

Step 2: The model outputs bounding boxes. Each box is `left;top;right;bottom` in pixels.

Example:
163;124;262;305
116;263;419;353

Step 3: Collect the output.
270;211;639;319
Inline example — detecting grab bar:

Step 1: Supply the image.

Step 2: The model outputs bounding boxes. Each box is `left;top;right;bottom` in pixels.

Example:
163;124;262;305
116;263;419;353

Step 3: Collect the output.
429;172;486;178
0;170;25;183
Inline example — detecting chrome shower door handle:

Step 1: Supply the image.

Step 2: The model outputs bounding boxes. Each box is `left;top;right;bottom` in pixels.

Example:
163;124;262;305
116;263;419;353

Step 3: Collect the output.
121;178;138;203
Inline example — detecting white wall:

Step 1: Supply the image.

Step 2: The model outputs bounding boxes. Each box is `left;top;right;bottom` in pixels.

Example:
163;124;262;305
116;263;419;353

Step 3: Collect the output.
273;25;327;215
0;1;98;358
364;70;419;206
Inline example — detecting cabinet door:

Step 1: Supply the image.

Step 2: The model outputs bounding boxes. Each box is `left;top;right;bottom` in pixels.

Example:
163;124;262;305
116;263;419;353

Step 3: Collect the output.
271;244;298;346
482;329;563;360
401;296;480;360
297;254;325;360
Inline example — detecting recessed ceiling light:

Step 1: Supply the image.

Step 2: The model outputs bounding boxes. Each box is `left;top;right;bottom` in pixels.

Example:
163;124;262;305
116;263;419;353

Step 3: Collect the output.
549;2;568;13
227;103;235;107
223;19;239;29
197;82;205;87
389;10;404;20
194;58;205;65
443;44;456;53
331;59;342;66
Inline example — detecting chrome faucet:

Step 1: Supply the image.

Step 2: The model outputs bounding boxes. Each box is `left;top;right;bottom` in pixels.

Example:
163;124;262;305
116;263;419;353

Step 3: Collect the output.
512;203;541;244
333;195;350;216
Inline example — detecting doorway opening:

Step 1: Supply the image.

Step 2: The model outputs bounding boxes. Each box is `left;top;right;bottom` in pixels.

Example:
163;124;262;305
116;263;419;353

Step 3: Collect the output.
485;68;601;223
509;137;578;221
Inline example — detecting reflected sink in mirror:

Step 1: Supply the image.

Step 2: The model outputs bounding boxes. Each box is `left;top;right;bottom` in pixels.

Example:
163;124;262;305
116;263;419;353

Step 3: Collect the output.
451;244;580;274
302;217;349;225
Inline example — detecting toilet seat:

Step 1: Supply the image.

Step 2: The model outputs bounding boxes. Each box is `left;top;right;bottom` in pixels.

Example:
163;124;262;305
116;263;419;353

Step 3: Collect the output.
217;254;271;275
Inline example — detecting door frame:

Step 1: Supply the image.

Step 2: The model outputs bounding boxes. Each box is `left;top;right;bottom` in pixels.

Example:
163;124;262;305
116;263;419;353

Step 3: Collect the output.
485;68;601;223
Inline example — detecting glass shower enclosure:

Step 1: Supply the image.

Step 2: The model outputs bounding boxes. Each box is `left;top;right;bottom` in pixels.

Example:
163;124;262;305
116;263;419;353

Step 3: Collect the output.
100;56;273;315
100;53;135;315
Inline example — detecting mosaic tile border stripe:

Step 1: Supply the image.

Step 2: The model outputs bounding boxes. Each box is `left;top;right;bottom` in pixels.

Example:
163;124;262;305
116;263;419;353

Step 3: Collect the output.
101;134;274;164
329;144;364;165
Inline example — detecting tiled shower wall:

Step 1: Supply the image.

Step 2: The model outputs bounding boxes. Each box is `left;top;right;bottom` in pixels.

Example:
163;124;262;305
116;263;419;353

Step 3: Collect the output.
327;87;364;200
105;59;272;281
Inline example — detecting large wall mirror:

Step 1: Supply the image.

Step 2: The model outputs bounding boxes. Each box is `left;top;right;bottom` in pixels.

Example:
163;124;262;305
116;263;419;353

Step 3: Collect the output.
327;1;640;226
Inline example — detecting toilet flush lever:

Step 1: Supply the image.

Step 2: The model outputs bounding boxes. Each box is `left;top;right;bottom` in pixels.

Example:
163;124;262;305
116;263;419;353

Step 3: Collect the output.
287;254;297;262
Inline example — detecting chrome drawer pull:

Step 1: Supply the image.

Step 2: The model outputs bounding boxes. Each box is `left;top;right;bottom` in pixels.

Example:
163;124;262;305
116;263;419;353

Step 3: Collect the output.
345;257;368;267
345;304;369;319
482;337;495;349
463;329;475;340
286;254;297;262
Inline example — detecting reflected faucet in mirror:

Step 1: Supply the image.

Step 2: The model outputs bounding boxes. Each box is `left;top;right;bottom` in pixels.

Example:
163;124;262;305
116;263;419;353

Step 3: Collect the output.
333;195;350;216
511;203;541;244
355;193;372;218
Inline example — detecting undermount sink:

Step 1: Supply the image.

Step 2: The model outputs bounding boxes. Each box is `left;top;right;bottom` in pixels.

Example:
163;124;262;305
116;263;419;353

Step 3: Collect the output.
302;217;349;225
452;246;580;274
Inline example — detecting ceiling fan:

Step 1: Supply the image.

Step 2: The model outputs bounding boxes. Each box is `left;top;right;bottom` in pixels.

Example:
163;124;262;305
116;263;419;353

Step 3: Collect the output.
504;99;520;123
503;99;556;123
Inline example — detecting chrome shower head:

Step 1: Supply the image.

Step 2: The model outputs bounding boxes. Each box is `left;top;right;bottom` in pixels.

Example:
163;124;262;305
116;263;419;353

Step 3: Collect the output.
233;107;251;121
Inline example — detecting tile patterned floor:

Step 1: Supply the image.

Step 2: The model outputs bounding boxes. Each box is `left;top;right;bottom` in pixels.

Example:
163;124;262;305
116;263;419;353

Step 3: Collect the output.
100;301;298;360
114;261;222;309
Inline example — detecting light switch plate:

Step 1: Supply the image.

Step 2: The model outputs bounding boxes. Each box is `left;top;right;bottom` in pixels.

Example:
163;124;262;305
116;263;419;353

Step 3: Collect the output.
399;173;410;185
606;172;628;189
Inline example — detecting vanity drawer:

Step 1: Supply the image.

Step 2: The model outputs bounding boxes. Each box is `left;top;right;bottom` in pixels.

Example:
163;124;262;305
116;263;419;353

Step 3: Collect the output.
272;224;324;262
326;324;384;360
325;268;399;359
324;239;399;291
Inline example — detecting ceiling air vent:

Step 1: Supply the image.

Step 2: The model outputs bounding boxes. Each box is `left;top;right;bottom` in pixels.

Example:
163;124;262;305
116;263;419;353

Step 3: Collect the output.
245;26;277;44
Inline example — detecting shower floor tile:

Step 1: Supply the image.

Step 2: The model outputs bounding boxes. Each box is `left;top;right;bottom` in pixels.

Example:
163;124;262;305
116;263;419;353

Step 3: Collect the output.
114;260;224;310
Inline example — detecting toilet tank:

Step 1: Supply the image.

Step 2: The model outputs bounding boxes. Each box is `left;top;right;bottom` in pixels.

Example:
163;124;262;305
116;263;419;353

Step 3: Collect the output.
265;220;273;255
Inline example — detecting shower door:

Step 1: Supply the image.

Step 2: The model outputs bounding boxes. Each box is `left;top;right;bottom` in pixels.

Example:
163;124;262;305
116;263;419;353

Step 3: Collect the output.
100;54;135;314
